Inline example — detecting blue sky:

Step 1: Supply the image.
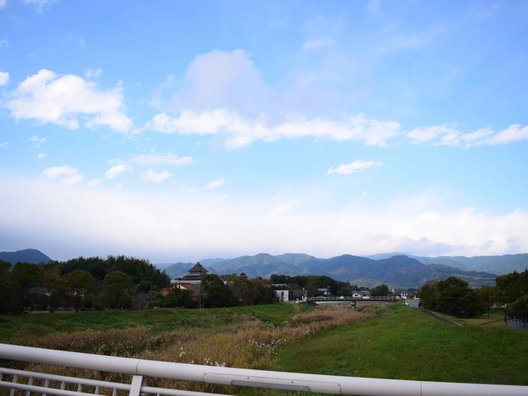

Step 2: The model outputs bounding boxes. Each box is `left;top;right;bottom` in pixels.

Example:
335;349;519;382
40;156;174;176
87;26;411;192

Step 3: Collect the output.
0;0;527;262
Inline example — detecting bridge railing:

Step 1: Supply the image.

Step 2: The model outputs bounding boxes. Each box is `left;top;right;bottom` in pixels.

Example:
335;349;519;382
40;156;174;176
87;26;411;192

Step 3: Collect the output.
307;296;399;302
1;343;527;396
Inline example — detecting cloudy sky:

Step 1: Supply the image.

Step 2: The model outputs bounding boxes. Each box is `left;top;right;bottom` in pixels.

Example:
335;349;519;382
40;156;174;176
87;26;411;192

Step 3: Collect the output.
1;0;527;262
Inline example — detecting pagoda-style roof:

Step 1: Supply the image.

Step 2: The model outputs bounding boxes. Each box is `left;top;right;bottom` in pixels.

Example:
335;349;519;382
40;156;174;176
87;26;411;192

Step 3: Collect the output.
188;262;208;274
181;262;208;281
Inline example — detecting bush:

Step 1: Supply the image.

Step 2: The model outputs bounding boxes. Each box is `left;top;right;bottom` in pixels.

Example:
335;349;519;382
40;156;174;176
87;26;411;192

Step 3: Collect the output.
419;277;484;318
505;295;528;321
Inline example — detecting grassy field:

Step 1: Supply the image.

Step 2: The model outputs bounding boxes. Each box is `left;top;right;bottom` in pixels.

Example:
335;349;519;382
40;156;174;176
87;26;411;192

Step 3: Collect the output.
0;303;301;340
276;303;528;385
1;302;527;394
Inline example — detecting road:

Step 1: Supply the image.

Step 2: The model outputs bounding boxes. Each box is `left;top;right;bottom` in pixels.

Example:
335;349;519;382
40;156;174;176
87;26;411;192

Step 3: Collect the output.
406;298;462;326
407;298;420;308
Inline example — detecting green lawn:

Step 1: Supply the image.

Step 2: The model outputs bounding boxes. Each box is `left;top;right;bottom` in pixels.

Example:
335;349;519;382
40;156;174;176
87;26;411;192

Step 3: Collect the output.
276;303;528;385
0;303;301;340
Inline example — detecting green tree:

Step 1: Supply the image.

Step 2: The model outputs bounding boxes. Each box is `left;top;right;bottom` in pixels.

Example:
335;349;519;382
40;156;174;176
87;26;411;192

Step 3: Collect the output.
12;262;44;289
12;263;45;311
100;271;133;309
496;270;528;304
505;295;528;321
66;270;97;311
227;275;254;306
202;274;234;308
419;281;439;310
476;286;497;316
161;288;196;308
0;260;24;314
371;284;390;296
250;277;276;304
44;269;67;312
419;277;483;318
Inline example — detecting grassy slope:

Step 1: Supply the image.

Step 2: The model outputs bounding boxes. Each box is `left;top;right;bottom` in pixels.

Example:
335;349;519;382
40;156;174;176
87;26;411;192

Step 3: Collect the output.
276;304;528;385
0;304;299;340
2;303;527;386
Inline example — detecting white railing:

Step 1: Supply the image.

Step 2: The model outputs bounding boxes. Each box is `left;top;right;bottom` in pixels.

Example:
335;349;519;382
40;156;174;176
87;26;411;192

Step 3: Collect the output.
507;317;528;330
1;343;527;396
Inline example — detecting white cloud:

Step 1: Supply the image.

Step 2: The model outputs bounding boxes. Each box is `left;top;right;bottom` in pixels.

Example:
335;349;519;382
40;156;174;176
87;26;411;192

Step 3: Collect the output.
205;178;225;190
132;153;193;166
0;142;8;148
85;68;102;79
141;169;172;183
328;160;382;175
23;0;55;12
29;135;45;148
0;0;6;9
1;174;528;261
407;125;458;144
149;49;526;151
149;110;401;149
406;124;528;147
0;39;8;49
0;71;9;86
5;69;133;132
164;50;271;116
87;179;102;187
42;165;83;185
302;39;335;52
104;163;129;179
36;152;46;160
377;25;449;55
484;124;528;145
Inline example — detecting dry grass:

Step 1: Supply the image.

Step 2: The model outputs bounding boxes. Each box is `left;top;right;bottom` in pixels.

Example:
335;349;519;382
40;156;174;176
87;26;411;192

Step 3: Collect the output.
140;304;385;394
4;304;386;395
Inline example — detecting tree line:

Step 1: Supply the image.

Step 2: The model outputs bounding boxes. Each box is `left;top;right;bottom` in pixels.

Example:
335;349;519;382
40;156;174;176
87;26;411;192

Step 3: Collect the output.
270;274;390;296
151;273;277;309
418;269;528;319
0;256;171;314
0;257;279;314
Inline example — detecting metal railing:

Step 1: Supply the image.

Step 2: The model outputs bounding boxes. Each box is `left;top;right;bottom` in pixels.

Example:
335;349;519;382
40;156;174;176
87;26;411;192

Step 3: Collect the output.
307;296;399;302
1;343;527;396
507;316;528;330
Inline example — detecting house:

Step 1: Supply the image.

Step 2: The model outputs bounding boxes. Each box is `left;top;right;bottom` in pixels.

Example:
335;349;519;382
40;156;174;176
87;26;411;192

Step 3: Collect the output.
352;291;371;299
275;290;290;302
318;287;331;296
170;263;210;302
274;288;305;302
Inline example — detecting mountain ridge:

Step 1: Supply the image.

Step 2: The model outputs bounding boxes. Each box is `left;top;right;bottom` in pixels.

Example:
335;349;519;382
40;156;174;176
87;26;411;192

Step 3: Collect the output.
1;248;523;289
162;252;517;288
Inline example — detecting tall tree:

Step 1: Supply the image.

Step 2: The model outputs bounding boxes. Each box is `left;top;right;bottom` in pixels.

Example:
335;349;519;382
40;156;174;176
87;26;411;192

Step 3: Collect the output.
66;270;97;311
371;284;390;296
419;277;483;318
202;274;234;308
100;271;133;309
0;260;24;314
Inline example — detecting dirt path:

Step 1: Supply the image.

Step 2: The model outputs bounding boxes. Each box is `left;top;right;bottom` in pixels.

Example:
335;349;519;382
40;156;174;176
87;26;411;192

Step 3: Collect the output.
418;308;463;326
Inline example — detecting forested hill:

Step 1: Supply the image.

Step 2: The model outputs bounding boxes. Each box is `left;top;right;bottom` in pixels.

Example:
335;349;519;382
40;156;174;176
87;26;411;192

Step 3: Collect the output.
0;249;52;264
0;255;171;314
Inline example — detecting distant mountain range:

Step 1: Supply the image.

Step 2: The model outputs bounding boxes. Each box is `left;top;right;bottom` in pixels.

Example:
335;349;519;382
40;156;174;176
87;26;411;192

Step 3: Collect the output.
2;248;526;289
163;252;528;288
0;249;52;264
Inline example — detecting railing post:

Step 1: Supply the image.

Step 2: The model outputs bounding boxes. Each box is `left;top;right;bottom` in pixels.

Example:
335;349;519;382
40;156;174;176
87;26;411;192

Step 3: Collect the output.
129;375;144;396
